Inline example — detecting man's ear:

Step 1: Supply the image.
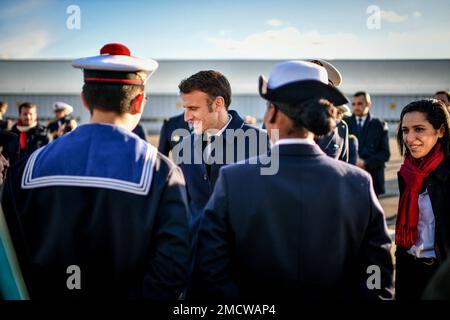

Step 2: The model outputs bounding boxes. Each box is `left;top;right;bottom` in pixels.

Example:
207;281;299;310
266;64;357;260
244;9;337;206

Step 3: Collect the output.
214;96;225;112
81;93;91;113
267;103;278;124
130;93;145;115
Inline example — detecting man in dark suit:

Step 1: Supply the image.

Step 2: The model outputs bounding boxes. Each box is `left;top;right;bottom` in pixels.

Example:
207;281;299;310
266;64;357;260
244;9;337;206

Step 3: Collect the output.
173;70;269;230
346;91;390;195
190;61;393;300
158;112;191;156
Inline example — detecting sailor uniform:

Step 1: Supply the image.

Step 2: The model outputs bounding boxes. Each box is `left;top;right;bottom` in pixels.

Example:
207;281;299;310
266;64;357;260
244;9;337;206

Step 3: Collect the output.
2;43;190;299
2;124;190;299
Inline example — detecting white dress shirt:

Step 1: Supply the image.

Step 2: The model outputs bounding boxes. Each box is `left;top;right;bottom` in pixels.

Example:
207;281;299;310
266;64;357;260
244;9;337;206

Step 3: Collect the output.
407;188;437;258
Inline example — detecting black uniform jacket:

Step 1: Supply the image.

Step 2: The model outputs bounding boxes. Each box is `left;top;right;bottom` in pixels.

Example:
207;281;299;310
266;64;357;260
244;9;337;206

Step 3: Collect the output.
191;142;393;300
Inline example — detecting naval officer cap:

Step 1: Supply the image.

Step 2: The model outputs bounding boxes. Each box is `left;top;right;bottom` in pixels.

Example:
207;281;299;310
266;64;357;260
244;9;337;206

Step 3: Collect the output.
53;101;73;113
258;60;348;106
306;59;342;87
72;43;159;85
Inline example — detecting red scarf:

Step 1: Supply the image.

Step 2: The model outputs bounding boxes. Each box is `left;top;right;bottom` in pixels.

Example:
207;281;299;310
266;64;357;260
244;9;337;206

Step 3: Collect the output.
17;119;27;150
395;143;445;248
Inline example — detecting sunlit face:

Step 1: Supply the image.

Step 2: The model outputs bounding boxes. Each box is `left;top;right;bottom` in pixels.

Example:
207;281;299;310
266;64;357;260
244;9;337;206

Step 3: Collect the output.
351;95;370;117
20;106;37;127
182;90;220;134
401;111;445;159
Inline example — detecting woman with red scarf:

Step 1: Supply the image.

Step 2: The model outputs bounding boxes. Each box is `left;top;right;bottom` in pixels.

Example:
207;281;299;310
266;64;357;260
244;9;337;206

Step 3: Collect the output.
395;99;450;300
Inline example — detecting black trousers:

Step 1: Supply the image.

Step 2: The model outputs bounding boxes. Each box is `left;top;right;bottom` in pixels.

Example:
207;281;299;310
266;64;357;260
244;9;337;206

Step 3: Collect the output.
395;248;439;300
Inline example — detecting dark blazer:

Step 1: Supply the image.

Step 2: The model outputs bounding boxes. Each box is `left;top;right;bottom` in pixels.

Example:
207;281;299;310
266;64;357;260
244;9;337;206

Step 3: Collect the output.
191;143;393;300
174;110;269;222
346;113;390;195
397;157;450;262
132;123;147;141
11;123;49;163
316;119;349;162
158;113;191;156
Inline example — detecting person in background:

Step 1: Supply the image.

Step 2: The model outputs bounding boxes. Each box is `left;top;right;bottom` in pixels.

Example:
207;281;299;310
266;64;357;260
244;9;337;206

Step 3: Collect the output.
346;91;390;195
309;59;349;162
336;105;359;165
434;91;450;112
0;102;13;131
47;102;77;140
10;102;48;162
394;99;450;300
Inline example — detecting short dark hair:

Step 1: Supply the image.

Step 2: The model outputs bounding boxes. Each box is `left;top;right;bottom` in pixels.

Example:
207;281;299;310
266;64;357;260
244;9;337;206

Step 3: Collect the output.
397;99;450;157
178;70;232;110
434;90;450;100
82;71;145;114
353;91;371;104
0;101;7;109
18;102;36;114
271;98;335;136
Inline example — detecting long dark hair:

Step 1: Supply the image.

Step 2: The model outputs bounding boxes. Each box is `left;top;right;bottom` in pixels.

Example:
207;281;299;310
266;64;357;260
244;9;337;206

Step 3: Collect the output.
397;99;450;157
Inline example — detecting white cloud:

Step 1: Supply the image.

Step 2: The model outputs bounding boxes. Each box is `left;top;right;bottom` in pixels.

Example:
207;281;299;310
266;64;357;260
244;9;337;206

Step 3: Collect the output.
380;10;408;23
206;27;359;59
413;11;422;18
0;29;51;58
0;0;47;18
267;19;283;27
219;30;232;36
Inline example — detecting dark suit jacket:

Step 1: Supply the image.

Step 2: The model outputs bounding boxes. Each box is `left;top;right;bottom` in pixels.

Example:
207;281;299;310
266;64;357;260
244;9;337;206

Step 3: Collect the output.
316;119;349;162
132;123;147;141
191;143;393;300
174;110;269;220
158;113;191;156
346;113;390;194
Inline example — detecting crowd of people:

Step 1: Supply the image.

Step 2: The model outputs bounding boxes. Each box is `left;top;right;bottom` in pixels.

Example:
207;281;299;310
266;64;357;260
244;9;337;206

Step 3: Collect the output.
1;42;450;300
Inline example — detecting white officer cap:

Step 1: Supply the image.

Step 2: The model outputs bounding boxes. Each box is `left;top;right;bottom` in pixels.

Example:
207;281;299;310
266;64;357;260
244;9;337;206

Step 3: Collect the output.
258;60;348;106
72;43;158;85
336;104;352;117
306;59;342;87
53;101;73;113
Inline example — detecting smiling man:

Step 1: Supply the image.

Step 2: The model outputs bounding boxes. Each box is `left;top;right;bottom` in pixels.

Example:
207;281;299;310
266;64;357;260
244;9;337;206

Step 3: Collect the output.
174;70;269;233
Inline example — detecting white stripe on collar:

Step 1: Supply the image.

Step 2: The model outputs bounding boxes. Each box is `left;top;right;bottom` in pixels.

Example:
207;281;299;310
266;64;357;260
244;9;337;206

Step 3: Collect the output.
21;143;158;196
274;138;316;146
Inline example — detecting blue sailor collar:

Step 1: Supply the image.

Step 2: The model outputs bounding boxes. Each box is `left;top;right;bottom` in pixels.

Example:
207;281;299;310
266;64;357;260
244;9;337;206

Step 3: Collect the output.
22;123;157;196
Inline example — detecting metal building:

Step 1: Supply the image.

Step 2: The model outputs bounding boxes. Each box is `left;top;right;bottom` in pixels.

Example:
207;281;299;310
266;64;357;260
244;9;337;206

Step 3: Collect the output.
0;59;449;133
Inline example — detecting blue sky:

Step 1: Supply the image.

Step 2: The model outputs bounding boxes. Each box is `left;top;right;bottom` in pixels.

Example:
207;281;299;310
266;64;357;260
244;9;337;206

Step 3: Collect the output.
1;0;449;59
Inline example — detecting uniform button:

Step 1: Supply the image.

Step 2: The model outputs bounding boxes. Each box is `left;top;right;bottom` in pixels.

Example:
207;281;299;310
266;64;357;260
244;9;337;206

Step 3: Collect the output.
203;174;208;181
